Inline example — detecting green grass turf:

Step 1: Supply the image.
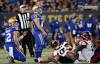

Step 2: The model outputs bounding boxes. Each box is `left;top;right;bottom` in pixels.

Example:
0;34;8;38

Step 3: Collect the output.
0;48;53;64
0;48;88;64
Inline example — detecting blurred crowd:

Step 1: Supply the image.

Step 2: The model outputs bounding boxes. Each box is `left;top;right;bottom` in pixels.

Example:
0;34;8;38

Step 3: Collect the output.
0;0;34;12
43;0;100;12
0;0;100;12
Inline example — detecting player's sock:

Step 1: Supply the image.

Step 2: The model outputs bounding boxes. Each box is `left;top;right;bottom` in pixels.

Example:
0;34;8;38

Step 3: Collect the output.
38;57;42;62
38;49;42;58
34;51;39;63
35;51;39;59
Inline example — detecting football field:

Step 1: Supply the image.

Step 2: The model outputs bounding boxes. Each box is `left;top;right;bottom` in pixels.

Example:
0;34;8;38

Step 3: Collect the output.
0;48;53;64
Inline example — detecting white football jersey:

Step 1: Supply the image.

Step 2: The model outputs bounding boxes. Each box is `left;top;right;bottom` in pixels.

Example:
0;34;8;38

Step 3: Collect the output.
79;40;93;52
79;40;94;63
53;41;72;57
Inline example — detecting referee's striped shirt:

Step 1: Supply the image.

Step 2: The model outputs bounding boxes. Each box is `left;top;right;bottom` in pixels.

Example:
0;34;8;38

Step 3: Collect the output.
16;13;31;30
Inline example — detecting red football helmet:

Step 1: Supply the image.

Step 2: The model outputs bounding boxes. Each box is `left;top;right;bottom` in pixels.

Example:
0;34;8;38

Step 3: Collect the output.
51;40;58;48
81;32;91;40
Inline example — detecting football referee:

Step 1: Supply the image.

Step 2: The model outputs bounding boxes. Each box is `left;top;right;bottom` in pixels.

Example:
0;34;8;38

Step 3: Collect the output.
16;5;34;57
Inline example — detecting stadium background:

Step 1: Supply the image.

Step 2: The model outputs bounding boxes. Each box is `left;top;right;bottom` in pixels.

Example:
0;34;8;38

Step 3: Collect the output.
0;11;100;32
0;0;100;63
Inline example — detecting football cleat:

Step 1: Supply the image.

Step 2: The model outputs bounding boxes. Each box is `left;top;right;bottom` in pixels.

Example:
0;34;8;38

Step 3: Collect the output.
34;59;38;63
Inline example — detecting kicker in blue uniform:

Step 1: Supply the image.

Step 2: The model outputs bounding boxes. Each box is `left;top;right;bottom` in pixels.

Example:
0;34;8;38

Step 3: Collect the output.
32;5;47;62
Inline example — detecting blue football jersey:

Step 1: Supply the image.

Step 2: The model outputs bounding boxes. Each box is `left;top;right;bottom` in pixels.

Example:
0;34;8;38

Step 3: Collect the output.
68;18;76;30
32;13;43;32
68;18;77;36
76;20;84;34
63;21;71;33
56;32;66;44
84;17;97;33
51;20;60;32
5;27;18;43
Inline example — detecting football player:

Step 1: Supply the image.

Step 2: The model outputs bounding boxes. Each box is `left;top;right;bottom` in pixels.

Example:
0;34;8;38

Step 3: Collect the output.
54;27;66;44
76;32;94;63
40;40;76;64
76;14;84;36
91;39;100;63
50;40;76;63
68;13;77;37
64;14;76;51
50;18;60;40
75;14;84;44
4;17;26;64
84;14;97;39
32;5;47;62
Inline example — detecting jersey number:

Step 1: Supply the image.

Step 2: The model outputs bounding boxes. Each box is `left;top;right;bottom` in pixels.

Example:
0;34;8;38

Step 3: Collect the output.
59;48;65;55
6;33;11;42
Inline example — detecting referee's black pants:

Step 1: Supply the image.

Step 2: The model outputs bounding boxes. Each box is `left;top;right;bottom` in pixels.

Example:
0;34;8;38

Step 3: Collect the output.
21;31;35;57
52;32;56;40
